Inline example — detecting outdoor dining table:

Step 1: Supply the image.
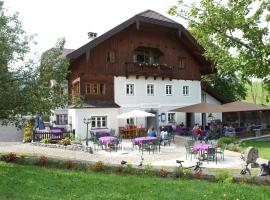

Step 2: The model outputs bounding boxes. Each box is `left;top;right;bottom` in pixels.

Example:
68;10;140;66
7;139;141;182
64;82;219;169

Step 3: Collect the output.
193;143;211;154
95;130;111;137
134;136;156;145
98;136;118;146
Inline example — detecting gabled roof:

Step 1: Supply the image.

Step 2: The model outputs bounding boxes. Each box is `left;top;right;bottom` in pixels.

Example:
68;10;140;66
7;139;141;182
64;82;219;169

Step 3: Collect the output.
201;82;231;104
67;10;206;63
137;9;178;24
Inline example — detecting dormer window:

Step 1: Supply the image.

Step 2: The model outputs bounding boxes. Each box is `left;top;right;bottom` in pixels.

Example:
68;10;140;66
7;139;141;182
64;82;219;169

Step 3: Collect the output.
178;57;186;68
133;47;162;64
106;51;115;63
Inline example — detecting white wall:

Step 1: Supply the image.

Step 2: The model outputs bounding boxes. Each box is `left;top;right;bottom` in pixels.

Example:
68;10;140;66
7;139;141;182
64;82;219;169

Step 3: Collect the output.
68;108;119;139
0;125;23;142
115;76;202;127
114;76;201;107
50;108;68;128
205;92;222;122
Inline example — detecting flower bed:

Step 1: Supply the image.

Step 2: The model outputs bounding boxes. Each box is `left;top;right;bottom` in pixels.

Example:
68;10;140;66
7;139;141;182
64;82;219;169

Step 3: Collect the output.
32;142;93;153
1;153;270;186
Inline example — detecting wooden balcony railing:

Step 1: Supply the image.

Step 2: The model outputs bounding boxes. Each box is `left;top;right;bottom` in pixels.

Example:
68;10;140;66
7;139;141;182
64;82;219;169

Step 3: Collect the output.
125;62;173;78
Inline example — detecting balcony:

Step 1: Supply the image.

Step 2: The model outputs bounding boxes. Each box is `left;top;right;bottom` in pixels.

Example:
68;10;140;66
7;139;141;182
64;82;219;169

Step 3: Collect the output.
125;62;173;79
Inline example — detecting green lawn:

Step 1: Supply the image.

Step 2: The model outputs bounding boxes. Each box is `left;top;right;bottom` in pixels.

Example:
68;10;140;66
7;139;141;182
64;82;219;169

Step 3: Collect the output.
240;140;270;160
0;162;270;199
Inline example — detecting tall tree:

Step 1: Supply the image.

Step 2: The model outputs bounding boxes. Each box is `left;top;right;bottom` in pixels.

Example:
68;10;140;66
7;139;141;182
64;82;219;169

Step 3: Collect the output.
0;2;74;126
169;0;270;99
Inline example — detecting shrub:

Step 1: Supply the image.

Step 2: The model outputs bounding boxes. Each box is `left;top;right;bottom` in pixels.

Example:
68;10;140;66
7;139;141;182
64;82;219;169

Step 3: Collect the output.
40;138;51;144
58;137;71;146
217;136;236;146
66;160;73;169
37;155;48;167
123;163;133;174
173;166;182;178
215;172;231;183
93;161;105;172
114;166;124;173
2;152;17;162
226;143;240;152
23;121;33;143
158;169;168;178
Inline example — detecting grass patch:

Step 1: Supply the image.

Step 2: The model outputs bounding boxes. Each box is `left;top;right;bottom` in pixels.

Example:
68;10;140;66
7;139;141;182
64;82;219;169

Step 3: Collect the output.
0;161;270;199
240;140;270;160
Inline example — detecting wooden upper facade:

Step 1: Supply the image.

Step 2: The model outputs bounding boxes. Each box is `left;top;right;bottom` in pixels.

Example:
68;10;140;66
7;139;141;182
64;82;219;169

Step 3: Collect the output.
67;10;214;104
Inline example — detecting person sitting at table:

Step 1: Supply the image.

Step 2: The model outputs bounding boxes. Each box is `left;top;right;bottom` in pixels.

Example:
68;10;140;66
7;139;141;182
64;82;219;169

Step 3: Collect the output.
160;128;168;140
148;126;157;137
193;124;202;140
180;122;185;127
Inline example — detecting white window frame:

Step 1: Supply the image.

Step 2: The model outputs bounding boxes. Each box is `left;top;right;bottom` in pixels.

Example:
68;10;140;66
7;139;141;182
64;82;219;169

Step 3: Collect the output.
146;84;155;96
165;84;173;96
183;85;190;96
167;112;176;123
55;114;68;125
126;84;135;96
91;116;107;129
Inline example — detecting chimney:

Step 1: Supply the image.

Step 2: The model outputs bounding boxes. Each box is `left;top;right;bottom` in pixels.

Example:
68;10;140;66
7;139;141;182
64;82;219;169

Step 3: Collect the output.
88;32;98;39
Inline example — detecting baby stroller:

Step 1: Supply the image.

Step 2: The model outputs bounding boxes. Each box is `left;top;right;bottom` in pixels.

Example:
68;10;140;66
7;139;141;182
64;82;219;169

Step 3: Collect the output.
258;161;270;176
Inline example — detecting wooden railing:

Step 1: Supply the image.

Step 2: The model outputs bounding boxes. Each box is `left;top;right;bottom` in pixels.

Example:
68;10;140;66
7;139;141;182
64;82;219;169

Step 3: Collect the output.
125;62;173;78
32;130;64;142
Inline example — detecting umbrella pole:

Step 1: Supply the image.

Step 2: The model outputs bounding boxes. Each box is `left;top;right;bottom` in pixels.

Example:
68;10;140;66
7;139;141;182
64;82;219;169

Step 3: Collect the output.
238;112;241;127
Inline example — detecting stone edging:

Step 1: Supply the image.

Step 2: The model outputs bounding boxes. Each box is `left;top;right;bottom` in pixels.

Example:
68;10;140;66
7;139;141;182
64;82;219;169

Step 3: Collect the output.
31;142;93;153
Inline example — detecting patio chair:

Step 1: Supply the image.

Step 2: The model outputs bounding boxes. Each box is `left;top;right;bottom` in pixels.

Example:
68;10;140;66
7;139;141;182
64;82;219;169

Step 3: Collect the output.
185;144;196;161
168;132;175;144
93;137;102;151
117;135;123;150
142;142;156;154
108;140;119;152
205;147;217;164
162;135;171;146
216;145;225;161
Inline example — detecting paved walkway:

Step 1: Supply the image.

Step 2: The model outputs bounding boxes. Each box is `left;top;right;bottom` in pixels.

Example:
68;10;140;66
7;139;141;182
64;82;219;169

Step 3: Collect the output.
0;136;266;169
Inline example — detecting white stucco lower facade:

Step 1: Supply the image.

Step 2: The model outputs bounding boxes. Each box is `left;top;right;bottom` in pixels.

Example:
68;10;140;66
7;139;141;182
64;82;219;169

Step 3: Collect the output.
68;108;119;139
204;92;223;122
115;76;203;128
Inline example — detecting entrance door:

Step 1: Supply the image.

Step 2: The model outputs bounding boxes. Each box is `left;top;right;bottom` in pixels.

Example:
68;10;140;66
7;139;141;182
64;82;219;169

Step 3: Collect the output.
146;111;157;130
186;112;195;129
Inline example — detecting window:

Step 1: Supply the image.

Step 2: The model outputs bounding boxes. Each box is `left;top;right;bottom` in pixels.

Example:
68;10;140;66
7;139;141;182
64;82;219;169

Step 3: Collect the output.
99;83;106;95
127;118;134;125
88;83;106;95
183;86;189;96
133;47;161;64
91;116;107;129
126;84;134;95
72;82;80;95
106;51;115;63
178;57;186;68
147;84;154;96
56;114;68;125
167;113;176;123
85;83;91;94
165;85;172;96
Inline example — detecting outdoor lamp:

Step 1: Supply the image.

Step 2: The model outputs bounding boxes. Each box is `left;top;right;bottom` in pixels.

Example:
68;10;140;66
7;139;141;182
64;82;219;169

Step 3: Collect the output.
83;117;92;146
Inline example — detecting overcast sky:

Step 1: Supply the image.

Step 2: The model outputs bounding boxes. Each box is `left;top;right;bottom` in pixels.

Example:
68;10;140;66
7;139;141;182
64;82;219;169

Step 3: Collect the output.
4;0;184;57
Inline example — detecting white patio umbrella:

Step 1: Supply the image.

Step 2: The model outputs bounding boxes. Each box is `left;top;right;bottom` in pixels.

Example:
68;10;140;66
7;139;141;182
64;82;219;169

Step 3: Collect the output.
117;110;155;134
117;110;155;119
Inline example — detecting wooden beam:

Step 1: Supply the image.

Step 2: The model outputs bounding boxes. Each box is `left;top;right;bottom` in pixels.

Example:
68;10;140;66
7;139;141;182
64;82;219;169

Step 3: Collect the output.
178;29;181;39
136;20;140;30
86;48;90;62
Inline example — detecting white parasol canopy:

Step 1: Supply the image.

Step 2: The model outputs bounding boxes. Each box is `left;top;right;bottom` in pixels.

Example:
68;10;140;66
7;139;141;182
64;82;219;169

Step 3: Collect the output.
117;110;155;119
